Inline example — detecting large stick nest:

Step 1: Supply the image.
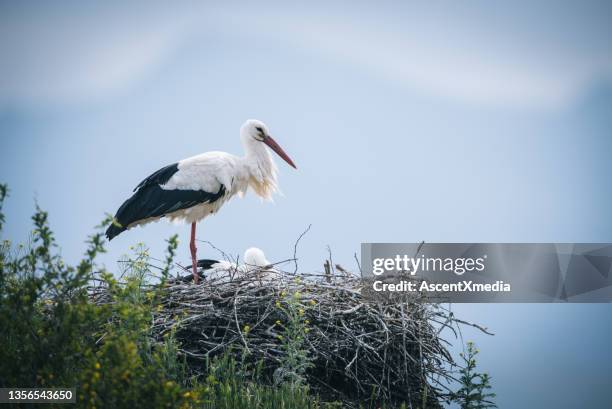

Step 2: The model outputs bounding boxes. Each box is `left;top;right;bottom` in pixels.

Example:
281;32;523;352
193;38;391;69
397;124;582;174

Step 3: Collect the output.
94;265;469;408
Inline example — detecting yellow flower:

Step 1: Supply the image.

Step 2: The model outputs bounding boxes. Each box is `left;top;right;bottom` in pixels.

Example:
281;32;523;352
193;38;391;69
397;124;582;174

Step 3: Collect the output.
305;328;310;333
243;325;251;334
309;300;316;306
305;320;310;325
183;392;191;398
94;362;101;370
298;309;305;316
275;301;281;308
277;335;283;340
275;320;282;325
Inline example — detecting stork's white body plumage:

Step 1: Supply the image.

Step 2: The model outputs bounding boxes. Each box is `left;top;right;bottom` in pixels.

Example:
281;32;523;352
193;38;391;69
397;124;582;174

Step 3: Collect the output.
106;120;296;283
147;140;278;226
161;152;252;225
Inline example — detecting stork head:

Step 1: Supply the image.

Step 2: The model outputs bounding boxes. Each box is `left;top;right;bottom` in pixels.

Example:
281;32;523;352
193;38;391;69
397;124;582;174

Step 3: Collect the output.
240;119;297;169
244;247;271;268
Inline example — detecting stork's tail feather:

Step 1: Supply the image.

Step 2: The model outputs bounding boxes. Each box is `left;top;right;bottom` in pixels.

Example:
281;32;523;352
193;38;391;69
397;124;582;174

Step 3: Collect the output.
105;222;126;241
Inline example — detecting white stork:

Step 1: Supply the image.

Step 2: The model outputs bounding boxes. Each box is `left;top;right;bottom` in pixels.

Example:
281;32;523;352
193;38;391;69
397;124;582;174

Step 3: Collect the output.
105;119;296;283
197;247;281;284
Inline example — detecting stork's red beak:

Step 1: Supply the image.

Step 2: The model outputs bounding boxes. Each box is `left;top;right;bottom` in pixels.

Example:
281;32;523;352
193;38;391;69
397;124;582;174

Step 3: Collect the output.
264;136;297;169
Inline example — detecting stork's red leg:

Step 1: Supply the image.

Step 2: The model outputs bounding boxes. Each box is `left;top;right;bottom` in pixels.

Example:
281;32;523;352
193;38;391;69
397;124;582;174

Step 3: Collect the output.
190;222;199;284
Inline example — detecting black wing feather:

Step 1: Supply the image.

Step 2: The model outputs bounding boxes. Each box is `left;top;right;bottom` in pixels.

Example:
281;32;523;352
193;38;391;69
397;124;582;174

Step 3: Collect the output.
133;163;180;192
106;163;226;240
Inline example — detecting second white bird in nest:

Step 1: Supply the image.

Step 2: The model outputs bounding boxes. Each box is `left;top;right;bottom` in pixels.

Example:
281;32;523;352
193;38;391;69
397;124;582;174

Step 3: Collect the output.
197;247;282;284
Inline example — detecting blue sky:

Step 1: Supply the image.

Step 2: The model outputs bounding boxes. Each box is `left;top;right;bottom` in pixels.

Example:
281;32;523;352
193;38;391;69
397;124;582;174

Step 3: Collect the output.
1;1;611;407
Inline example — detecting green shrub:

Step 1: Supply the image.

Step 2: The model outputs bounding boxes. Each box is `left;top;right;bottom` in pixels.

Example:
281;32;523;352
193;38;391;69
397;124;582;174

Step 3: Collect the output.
273;282;315;387
0;200;104;390
196;352;319;409
451;342;496;409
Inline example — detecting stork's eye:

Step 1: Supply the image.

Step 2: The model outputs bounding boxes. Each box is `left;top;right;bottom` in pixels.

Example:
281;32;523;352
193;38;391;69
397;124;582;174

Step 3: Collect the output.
255;126;263;133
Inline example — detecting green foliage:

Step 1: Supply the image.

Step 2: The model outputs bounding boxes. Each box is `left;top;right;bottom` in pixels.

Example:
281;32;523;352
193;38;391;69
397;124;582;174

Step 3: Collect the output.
0;183;7;231
452;342;496;409
161;234;179;281
81;244;191;408
273;281;315;387
0;201;103;390
196;352;322;409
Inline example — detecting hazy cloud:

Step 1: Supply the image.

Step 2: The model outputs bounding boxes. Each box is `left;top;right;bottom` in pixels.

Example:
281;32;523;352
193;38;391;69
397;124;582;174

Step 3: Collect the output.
208;6;612;110
0;8;195;106
1;2;611;110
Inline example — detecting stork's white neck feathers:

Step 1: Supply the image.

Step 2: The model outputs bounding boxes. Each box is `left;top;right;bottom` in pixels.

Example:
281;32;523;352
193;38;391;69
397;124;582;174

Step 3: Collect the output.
239;124;279;201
